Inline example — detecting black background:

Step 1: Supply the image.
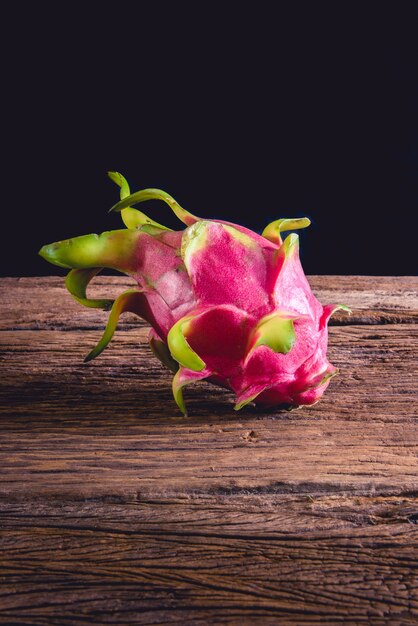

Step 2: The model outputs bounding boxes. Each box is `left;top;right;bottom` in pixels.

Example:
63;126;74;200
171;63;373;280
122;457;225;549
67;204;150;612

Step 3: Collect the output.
3;3;417;277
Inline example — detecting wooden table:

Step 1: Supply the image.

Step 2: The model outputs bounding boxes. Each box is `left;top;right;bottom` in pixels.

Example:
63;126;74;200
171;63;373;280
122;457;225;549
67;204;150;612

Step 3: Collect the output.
1;276;417;625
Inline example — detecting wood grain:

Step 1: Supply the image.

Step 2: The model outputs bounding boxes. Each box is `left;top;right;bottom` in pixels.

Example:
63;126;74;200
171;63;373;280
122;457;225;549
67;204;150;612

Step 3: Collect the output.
1;275;417;330
0;276;417;624
1;496;417;625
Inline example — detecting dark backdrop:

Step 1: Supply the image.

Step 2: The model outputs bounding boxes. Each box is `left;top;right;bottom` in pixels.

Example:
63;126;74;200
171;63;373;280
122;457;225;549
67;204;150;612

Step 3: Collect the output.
3;4;417;277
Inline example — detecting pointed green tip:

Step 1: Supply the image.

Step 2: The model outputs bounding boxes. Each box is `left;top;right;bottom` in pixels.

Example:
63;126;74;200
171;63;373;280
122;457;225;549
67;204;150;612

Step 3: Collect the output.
107;171;130;196
83;340;109;362
262;217;311;245
252;314;296;355
172;373;188;416
234;392;260;411
276;233;300;261
108;188;199;226
319;368;339;385
336;304;352;314
167;317;206;372
38;244;72;269
39;230;140;273
65;268;113;310
282;232;299;252
83;289;143;364
174;390;188;416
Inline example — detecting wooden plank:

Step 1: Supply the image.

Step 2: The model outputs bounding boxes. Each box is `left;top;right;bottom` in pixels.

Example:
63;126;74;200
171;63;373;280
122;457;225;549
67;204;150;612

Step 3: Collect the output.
1;276;417;330
1;496;417;624
1;276;417;624
0;325;417;499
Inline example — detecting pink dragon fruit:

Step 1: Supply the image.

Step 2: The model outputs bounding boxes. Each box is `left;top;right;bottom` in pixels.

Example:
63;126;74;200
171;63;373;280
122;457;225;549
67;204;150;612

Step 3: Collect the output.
39;172;349;414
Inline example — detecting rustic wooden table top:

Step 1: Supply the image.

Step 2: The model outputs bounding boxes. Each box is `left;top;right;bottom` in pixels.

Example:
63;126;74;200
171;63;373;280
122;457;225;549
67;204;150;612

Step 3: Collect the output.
1;276;417;625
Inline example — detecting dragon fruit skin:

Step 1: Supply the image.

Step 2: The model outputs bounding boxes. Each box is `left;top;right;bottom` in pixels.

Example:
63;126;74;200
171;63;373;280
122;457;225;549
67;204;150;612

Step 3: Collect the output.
39;172;349;415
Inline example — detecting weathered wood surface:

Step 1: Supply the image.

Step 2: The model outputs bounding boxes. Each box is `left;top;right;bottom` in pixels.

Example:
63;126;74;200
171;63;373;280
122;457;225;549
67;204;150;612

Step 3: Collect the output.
1;276;417;330
0;276;417;624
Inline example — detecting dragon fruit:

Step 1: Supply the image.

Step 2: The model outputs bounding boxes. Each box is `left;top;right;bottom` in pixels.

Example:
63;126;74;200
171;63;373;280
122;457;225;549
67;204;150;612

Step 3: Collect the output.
39;172;349;414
